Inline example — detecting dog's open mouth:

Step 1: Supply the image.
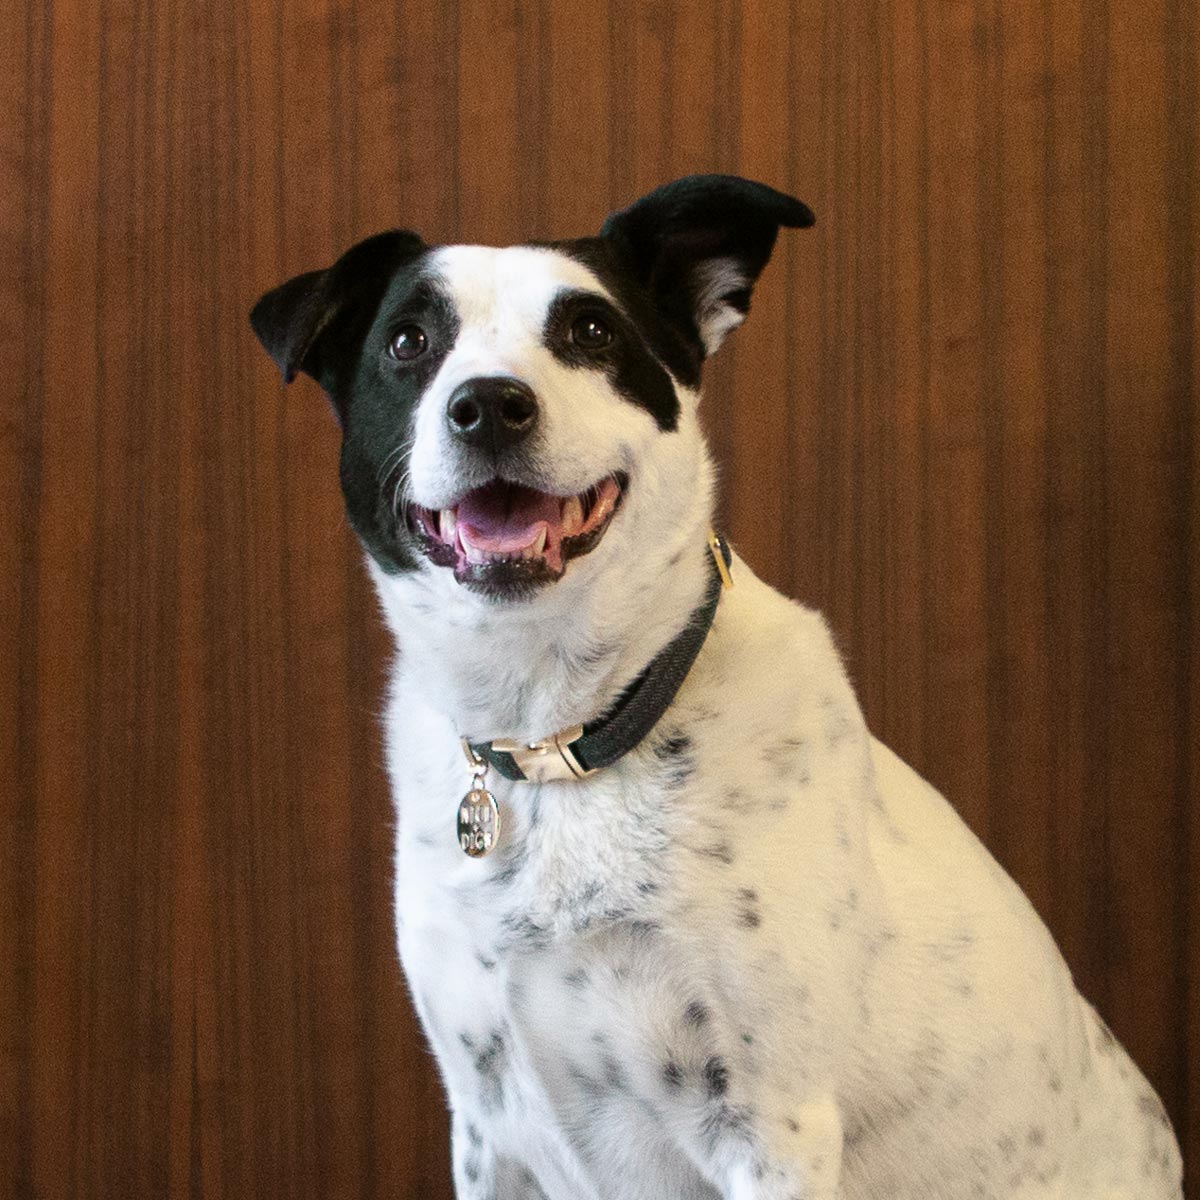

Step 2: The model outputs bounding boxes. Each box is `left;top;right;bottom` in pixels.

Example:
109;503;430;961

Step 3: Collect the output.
407;473;627;593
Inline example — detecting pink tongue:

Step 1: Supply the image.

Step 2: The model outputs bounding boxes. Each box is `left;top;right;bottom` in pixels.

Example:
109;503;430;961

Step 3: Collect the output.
457;482;563;552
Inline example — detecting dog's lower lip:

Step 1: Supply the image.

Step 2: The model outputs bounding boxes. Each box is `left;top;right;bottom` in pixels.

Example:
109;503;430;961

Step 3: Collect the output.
406;474;627;588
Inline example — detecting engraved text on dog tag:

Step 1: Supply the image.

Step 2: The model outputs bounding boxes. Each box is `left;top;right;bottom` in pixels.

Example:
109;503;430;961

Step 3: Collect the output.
458;786;501;857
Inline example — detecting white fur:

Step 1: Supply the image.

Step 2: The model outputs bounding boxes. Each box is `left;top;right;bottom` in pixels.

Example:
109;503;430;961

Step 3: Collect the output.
692;258;751;354
369;248;1183;1199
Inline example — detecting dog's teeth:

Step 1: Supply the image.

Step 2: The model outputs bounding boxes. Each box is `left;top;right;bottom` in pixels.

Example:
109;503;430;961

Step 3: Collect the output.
591;490;615;524
561;495;583;536
439;507;457;544
532;527;547;556
463;541;486;564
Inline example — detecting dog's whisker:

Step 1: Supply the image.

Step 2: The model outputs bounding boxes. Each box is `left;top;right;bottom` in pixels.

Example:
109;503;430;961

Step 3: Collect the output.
392;462;417;523
377;437;415;486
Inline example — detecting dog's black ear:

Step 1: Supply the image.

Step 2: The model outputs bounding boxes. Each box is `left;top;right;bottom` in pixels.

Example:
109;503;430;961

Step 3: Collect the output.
250;229;426;397
599;175;814;357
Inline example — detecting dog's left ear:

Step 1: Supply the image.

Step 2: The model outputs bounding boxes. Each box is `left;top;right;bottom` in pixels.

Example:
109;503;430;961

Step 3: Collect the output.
599;174;814;357
250;229;426;401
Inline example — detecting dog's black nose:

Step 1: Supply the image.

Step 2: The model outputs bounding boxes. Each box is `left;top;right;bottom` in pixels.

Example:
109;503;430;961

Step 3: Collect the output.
446;377;539;451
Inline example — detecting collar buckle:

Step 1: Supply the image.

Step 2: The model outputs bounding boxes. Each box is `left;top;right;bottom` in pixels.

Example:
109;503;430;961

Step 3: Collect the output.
491;723;596;783
707;528;734;590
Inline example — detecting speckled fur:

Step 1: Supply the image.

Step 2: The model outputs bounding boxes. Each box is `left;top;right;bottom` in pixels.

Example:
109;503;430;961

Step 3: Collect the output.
365;244;1183;1199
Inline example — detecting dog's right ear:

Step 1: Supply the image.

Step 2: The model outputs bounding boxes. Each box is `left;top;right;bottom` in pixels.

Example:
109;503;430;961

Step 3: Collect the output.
250;229;427;401
599;175;814;359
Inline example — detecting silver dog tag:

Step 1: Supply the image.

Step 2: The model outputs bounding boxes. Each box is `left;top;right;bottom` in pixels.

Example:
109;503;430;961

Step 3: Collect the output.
458;787;501;857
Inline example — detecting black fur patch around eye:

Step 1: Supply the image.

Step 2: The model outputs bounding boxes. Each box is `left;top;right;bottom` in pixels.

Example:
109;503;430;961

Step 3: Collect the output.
336;266;461;574
542;288;681;432
549;238;705;392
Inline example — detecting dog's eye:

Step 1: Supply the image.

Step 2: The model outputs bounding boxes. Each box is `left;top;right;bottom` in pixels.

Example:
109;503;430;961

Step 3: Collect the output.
570;314;613;350
387;325;428;361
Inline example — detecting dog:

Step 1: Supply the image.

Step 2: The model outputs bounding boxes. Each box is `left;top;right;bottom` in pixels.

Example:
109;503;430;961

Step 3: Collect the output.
251;175;1183;1200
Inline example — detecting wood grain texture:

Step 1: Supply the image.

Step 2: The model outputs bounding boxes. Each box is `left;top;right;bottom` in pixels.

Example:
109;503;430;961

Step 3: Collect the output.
1;1;1194;1196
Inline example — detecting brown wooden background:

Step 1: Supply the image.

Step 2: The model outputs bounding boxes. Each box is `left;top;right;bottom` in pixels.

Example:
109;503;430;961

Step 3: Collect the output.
2;1;1196;1197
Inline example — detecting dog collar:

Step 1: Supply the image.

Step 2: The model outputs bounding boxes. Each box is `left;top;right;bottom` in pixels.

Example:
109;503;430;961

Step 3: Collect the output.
465;529;732;787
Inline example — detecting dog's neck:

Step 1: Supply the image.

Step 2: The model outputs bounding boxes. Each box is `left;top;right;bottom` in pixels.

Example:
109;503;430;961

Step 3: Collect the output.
372;501;715;745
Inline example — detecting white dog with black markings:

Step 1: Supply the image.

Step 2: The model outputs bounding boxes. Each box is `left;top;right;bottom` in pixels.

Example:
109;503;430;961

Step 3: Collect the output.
251;175;1183;1200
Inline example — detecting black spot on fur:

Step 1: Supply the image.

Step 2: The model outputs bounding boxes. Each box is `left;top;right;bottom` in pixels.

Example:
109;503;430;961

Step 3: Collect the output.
564;967;590;989
601;1054;628;1091
736;887;762;929
703;1056;730;1097
662;1059;684;1089
761;736;806;769
654;730;696;786
684;1001;710;1028
1139;1093;1172;1127
460;1030;507;1112
629;919;661;938
699;840;735;867
657;731;692;758
499;911;550;948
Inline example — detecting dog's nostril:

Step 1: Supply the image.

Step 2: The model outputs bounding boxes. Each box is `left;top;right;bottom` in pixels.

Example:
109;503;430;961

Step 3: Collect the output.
499;390;536;429
448;394;483;430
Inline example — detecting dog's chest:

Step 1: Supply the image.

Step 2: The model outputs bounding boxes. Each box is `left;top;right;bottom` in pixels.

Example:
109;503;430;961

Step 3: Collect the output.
396;757;731;1197
395;690;796;1176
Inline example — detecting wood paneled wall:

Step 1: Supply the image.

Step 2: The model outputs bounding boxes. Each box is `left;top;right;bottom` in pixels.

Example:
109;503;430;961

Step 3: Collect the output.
2;1;1195;1196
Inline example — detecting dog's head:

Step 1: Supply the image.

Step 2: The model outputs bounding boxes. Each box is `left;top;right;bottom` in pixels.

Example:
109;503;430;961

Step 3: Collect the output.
251;175;813;608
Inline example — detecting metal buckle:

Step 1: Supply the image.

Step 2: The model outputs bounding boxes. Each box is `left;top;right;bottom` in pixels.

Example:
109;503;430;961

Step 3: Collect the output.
707;528;734;589
491;724;596;783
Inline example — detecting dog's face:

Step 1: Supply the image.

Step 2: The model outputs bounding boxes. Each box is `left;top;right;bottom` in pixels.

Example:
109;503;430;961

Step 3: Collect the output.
251;176;813;605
